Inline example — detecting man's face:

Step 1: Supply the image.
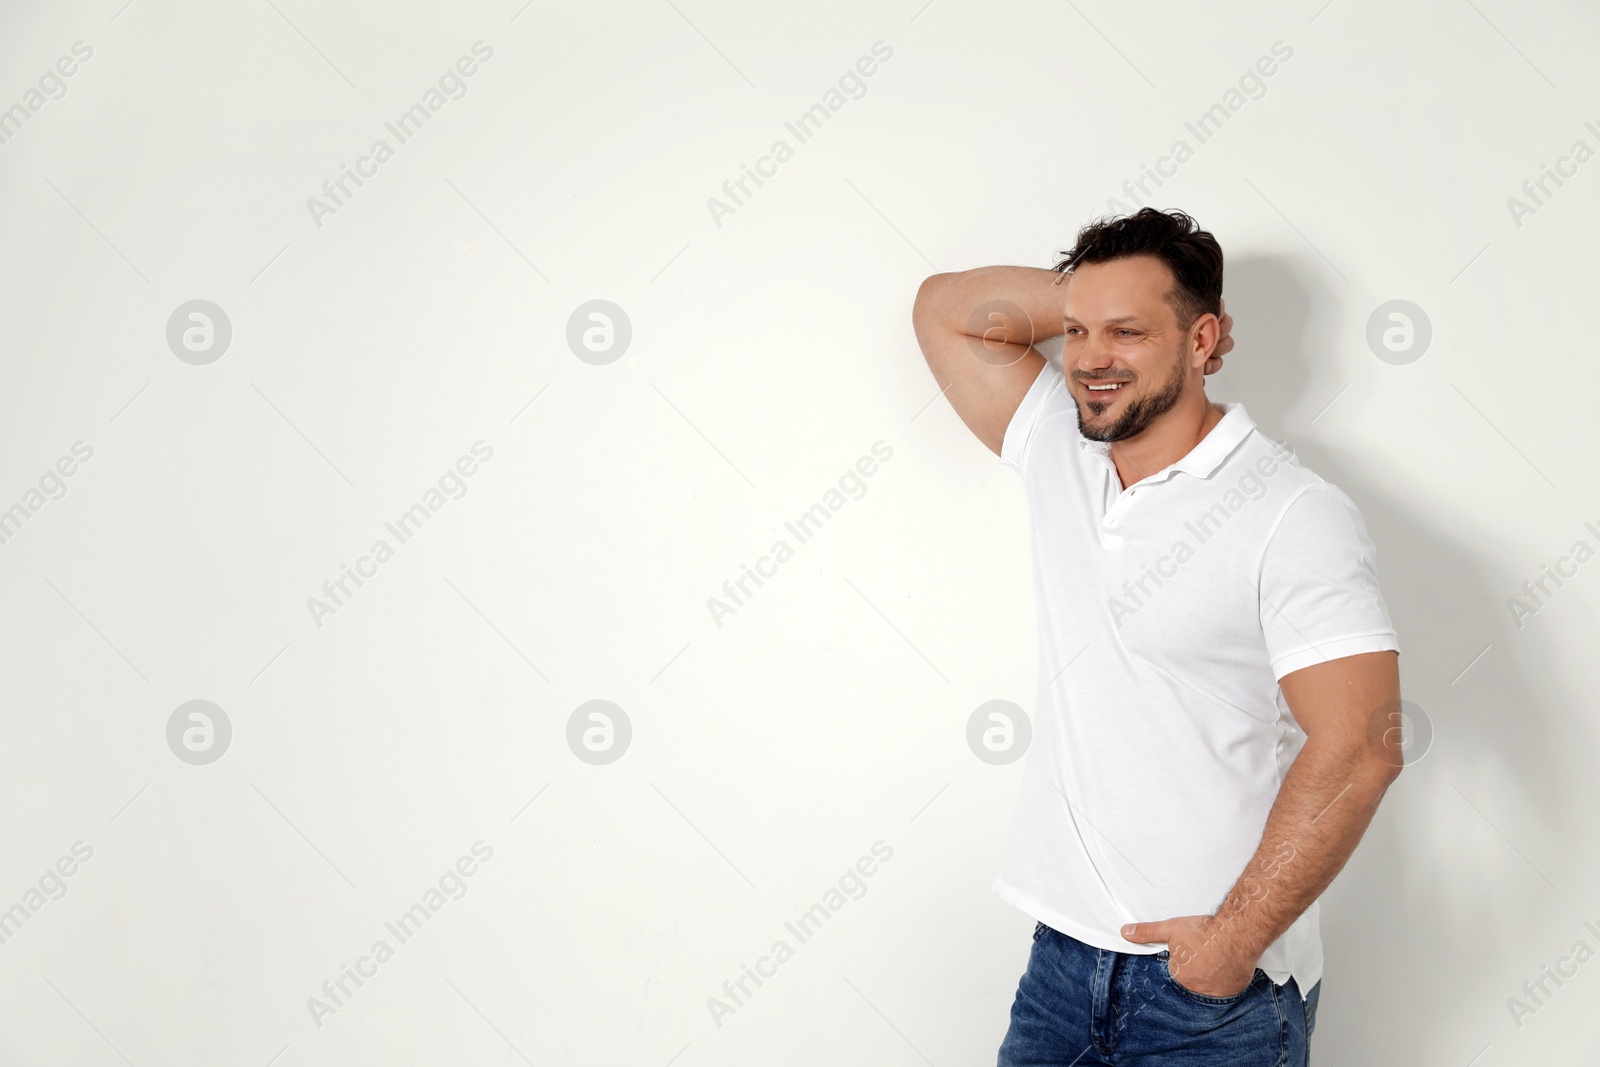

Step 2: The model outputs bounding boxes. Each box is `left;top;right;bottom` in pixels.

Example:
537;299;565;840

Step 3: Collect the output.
1061;255;1197;443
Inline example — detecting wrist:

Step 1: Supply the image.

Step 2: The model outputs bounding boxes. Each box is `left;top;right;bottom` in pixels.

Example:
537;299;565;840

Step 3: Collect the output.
1204;909;1268;963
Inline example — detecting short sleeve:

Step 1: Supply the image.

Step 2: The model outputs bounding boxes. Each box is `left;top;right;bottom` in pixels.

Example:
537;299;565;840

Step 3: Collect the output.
1257;483;1399;680
1000;361;1064;473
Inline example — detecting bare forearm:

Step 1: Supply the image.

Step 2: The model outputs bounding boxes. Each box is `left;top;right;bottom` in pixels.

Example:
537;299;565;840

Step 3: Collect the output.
1123;654;1402;995
1207;739;1399;960
914;265;1068;343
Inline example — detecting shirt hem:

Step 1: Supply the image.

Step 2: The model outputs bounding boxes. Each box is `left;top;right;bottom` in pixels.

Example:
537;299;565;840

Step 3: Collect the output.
993;877;1310;989
993;877;1157;956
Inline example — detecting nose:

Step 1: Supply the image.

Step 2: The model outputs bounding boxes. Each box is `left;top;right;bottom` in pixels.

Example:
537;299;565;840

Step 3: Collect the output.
1075;342;1118;376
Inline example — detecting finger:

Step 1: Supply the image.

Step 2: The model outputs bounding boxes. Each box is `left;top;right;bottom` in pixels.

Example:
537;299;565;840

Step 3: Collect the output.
1121;921;1166;943
1203;355;1222;374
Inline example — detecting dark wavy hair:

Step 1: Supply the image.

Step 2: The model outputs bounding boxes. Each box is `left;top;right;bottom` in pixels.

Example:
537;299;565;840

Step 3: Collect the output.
1051;208;1223;332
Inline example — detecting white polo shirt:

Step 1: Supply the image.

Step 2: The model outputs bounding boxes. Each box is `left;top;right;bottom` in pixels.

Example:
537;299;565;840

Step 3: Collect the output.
994;359;1399;993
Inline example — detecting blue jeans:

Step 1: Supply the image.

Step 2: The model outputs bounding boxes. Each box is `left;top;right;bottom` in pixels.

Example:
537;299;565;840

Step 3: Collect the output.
999;922;1320;1066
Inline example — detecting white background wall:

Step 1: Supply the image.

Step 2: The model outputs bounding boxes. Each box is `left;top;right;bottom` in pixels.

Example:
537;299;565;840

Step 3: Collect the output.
1;0;1596;1063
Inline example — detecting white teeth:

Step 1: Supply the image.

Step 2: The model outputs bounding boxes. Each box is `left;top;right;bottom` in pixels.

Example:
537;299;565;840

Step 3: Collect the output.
1087;383;1123;391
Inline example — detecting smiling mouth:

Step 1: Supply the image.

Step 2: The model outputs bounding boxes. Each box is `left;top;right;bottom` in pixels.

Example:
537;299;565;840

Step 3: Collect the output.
1083;381;1129;393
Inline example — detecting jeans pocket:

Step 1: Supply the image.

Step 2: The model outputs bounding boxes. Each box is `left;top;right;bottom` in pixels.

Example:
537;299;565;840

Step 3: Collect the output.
1160;953;1257;1006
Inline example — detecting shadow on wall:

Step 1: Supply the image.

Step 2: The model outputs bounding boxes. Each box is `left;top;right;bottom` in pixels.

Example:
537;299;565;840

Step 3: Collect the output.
1209;255;1570;1065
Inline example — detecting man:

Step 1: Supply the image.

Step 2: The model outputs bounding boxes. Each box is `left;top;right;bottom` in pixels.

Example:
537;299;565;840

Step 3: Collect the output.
911;208;1403;1065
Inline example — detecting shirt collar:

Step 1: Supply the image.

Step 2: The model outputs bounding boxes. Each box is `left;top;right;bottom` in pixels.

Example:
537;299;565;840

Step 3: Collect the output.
1077;403;1256;485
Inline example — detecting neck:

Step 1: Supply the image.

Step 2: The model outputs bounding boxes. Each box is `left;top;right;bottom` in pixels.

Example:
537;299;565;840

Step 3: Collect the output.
1109;388;1226;490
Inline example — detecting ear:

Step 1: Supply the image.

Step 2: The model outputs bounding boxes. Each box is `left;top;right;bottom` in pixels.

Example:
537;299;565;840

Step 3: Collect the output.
1187;313;1221;370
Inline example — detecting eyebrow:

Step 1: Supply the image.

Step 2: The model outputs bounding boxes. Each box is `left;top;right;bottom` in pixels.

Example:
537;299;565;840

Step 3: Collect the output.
1062;314;1147;326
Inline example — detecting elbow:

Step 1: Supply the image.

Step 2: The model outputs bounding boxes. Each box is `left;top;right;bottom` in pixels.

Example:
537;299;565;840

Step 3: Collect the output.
1381;752;1405;785
911;274;938;321
1310;733;1403;792
912;272;954;323
1358;692;1408;786
1361;744;1404;791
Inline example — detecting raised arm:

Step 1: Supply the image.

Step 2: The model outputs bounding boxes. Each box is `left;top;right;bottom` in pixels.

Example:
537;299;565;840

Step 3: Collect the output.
911;267;1064;456
912;266;1231;456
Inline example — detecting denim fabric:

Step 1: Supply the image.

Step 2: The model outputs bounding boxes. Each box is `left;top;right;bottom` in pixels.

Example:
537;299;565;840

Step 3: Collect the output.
998;922;1320;1066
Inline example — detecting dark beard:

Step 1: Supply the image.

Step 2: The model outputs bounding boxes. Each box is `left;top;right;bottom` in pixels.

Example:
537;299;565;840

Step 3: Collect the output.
1076;360;1186;443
